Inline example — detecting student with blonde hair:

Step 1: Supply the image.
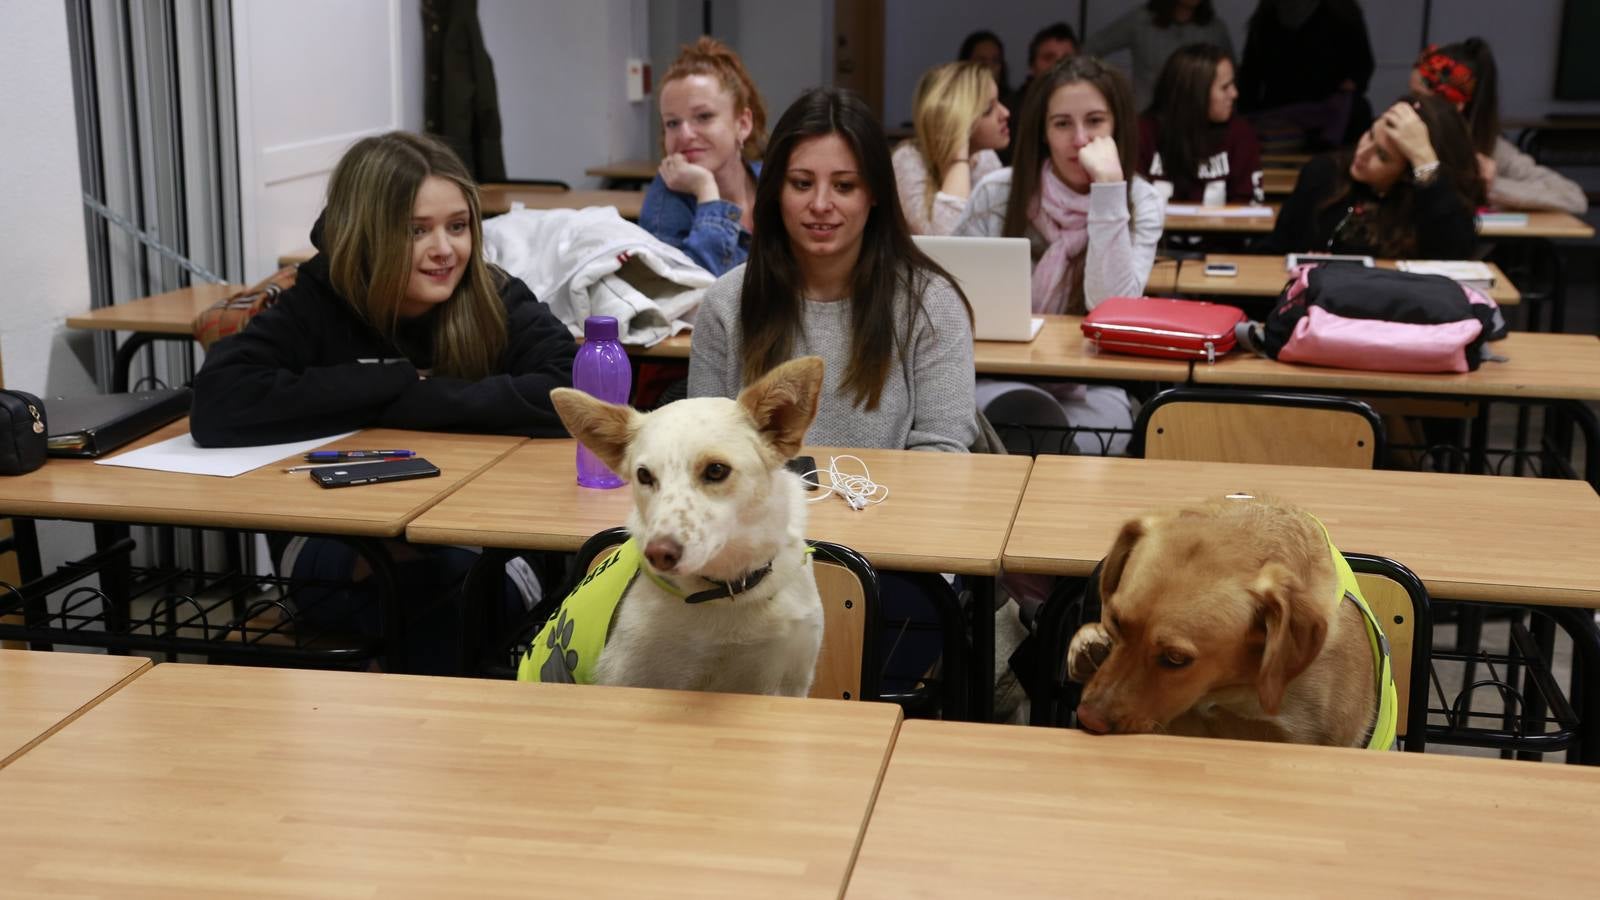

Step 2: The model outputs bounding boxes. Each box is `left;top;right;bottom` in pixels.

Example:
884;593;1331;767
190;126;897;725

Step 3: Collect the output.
639;37;769;275
892;61;1011;235
191;131;577;671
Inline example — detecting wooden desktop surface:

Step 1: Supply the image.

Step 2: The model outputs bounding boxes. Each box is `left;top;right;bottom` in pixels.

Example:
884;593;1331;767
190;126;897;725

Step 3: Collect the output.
1164;205;1277;234
0;663;901;898
1261;151;1313;166
626;314;1195;383
408;440;1033;576
1478;209;1594;239
1178;254;1521;304
846;720;1600;898
1193;330;1600;401
480;186;644;219
0;421;523;537
583;158;657;181
278;246;315;267
1003;455;1600;606
1263;168;1296;195
0;649;149;768
65;284;235;335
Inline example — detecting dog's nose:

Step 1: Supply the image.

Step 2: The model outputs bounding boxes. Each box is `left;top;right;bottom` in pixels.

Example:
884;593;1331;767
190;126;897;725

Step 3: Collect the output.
1076;703;1112;735
644;537;683;572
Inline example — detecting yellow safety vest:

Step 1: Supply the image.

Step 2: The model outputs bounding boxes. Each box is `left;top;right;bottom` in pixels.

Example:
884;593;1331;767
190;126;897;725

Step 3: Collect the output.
1311;515;1400;751
518;540;641;684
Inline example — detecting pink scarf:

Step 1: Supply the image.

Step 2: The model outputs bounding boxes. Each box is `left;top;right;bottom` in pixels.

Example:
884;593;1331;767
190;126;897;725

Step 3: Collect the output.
1029;162;1091;315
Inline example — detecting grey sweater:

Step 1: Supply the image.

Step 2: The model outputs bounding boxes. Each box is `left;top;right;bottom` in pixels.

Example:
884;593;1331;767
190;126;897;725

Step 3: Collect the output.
688;265;978;453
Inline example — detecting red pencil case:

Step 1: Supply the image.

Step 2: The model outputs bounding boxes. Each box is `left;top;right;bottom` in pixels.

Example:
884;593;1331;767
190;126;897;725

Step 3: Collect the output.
1081;296;1247;364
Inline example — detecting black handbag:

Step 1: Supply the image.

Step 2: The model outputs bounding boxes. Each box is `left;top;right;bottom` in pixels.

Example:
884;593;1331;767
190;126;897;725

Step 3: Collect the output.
0;389;47;475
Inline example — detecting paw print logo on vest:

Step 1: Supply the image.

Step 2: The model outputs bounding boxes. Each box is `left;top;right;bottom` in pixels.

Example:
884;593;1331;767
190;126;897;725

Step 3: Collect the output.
541;607;580;683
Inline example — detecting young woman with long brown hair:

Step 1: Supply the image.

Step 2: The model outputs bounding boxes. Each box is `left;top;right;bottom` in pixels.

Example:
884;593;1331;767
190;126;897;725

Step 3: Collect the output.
956;55;1164;454
1268;94;1485;258
1139;42;1262;205
689;87;977;453
191;131;576;672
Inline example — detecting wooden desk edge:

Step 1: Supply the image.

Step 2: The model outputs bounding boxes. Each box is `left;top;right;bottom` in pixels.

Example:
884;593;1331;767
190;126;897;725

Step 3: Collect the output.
1000;556;1600;608
0;657;152;769
840;712;905;898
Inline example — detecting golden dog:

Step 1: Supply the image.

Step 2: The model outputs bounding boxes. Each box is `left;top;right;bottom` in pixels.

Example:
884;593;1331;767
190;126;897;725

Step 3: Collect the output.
1068;495;1385;747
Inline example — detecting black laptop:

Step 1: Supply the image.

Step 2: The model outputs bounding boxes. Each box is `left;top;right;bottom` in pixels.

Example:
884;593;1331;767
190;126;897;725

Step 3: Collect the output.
45;388;192;458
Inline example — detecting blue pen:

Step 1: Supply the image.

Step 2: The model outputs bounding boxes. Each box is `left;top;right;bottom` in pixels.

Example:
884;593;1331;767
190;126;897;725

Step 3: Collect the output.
303;449;415;461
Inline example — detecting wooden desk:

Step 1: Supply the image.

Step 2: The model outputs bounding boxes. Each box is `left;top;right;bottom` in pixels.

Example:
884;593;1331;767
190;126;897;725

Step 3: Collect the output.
409;440;1031;577
1478;210;1595;239
847;720;1600;898
0;421;523;537
1003;455;1600;607
480;186;644;219
1263;167;1296;196
1178;254;1521;305
584;158;657;188
0;663;901;898
1192;330;1600;401
626;315;1196;384
1261;151;1313;166
65;284;234;335
0;649;149;768
277;246;315;267
1164;205;1276;234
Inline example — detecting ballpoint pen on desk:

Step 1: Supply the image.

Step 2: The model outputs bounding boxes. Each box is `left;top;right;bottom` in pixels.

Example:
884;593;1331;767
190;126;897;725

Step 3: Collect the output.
284;458;407;473
303;449;415;461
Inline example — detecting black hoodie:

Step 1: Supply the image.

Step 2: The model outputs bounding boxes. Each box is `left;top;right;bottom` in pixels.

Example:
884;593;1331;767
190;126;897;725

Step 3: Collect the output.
190;227;578;447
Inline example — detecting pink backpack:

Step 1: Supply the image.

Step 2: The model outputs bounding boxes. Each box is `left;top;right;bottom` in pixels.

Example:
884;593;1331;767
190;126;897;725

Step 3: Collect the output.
1238;265;1506;373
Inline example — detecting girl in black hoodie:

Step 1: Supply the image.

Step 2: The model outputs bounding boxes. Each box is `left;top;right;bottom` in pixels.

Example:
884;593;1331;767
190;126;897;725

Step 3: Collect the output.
192;131;579;672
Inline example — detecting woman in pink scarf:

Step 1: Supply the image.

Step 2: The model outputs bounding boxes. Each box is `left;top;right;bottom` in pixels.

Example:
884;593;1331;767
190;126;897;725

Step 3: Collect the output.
956;55;1165;447
956;56;1166;618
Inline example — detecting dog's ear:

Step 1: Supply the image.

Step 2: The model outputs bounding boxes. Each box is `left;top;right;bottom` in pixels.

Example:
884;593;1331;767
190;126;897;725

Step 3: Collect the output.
550;387;638;476
1099;515;1158;600
1252;561;1329;715
736;356;824;460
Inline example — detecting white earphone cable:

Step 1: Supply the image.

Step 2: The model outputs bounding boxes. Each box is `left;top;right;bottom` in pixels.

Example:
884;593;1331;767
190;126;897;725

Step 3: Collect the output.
803;454;888;511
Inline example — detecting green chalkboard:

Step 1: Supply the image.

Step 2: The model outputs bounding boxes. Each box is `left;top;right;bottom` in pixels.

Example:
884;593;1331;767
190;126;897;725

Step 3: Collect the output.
1556;0;1600;100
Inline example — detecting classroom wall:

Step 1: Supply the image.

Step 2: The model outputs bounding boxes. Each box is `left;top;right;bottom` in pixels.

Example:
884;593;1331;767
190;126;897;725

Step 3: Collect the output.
715;0;834;124
0;2;98;399
233;0;423;281
480;0;653;188
882;0;1086;128
1427;0;1600;119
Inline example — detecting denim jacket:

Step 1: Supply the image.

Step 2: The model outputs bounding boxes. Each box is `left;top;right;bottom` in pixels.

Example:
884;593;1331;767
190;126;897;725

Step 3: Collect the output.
638;161;759;277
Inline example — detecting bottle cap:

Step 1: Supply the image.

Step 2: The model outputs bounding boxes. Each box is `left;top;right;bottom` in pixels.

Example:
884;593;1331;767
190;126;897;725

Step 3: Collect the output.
583;315;619;341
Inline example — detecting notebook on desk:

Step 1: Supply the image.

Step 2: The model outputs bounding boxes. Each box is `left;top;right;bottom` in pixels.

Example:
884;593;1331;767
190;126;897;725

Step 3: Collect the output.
46;388;192;458
912;236;1044;342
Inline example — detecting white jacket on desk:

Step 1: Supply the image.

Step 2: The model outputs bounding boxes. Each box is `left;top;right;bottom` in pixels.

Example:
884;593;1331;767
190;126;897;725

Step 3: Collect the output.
483;207;714;346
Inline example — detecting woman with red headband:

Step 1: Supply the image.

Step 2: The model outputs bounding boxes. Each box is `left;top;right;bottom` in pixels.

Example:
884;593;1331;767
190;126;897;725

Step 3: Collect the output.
1411;38;1587;215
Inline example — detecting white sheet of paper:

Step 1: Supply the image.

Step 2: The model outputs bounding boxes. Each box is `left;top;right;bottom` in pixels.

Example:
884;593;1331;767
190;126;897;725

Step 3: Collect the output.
94;431;357;477
1165;204;1275;218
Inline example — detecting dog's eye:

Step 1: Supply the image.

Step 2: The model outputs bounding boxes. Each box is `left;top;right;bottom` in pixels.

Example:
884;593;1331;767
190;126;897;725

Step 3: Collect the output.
635;466;656;487
702;462;730;483
1158;651;1193;670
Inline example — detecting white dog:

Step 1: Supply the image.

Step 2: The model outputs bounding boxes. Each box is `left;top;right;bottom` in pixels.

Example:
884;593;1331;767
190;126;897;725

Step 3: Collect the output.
520;356;826;697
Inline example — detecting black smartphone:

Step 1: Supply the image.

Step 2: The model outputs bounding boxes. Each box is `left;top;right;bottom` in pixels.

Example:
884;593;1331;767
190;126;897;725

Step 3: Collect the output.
309;457;441;488
785;455;820;491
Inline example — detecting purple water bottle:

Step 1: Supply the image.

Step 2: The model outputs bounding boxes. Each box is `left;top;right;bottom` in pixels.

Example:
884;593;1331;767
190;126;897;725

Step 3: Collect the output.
573;315;631;489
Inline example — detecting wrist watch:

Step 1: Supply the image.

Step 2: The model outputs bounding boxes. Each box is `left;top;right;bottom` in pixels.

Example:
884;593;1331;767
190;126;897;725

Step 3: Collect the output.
1411;160;1440;186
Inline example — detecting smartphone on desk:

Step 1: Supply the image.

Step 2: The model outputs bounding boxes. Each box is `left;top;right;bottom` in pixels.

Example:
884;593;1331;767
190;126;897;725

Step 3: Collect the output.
309;457;441;488
785;455;821;491
1203;262;1238;277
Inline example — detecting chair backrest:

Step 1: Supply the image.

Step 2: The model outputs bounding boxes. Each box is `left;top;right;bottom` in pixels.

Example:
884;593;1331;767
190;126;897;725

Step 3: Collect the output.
1344;553;1432;752
552;529;879;701
1133;387;1384;469
480;179;570;194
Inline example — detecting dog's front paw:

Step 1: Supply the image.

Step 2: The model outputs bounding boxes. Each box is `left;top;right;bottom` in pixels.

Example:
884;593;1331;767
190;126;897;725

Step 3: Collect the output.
1067;623;1113;683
